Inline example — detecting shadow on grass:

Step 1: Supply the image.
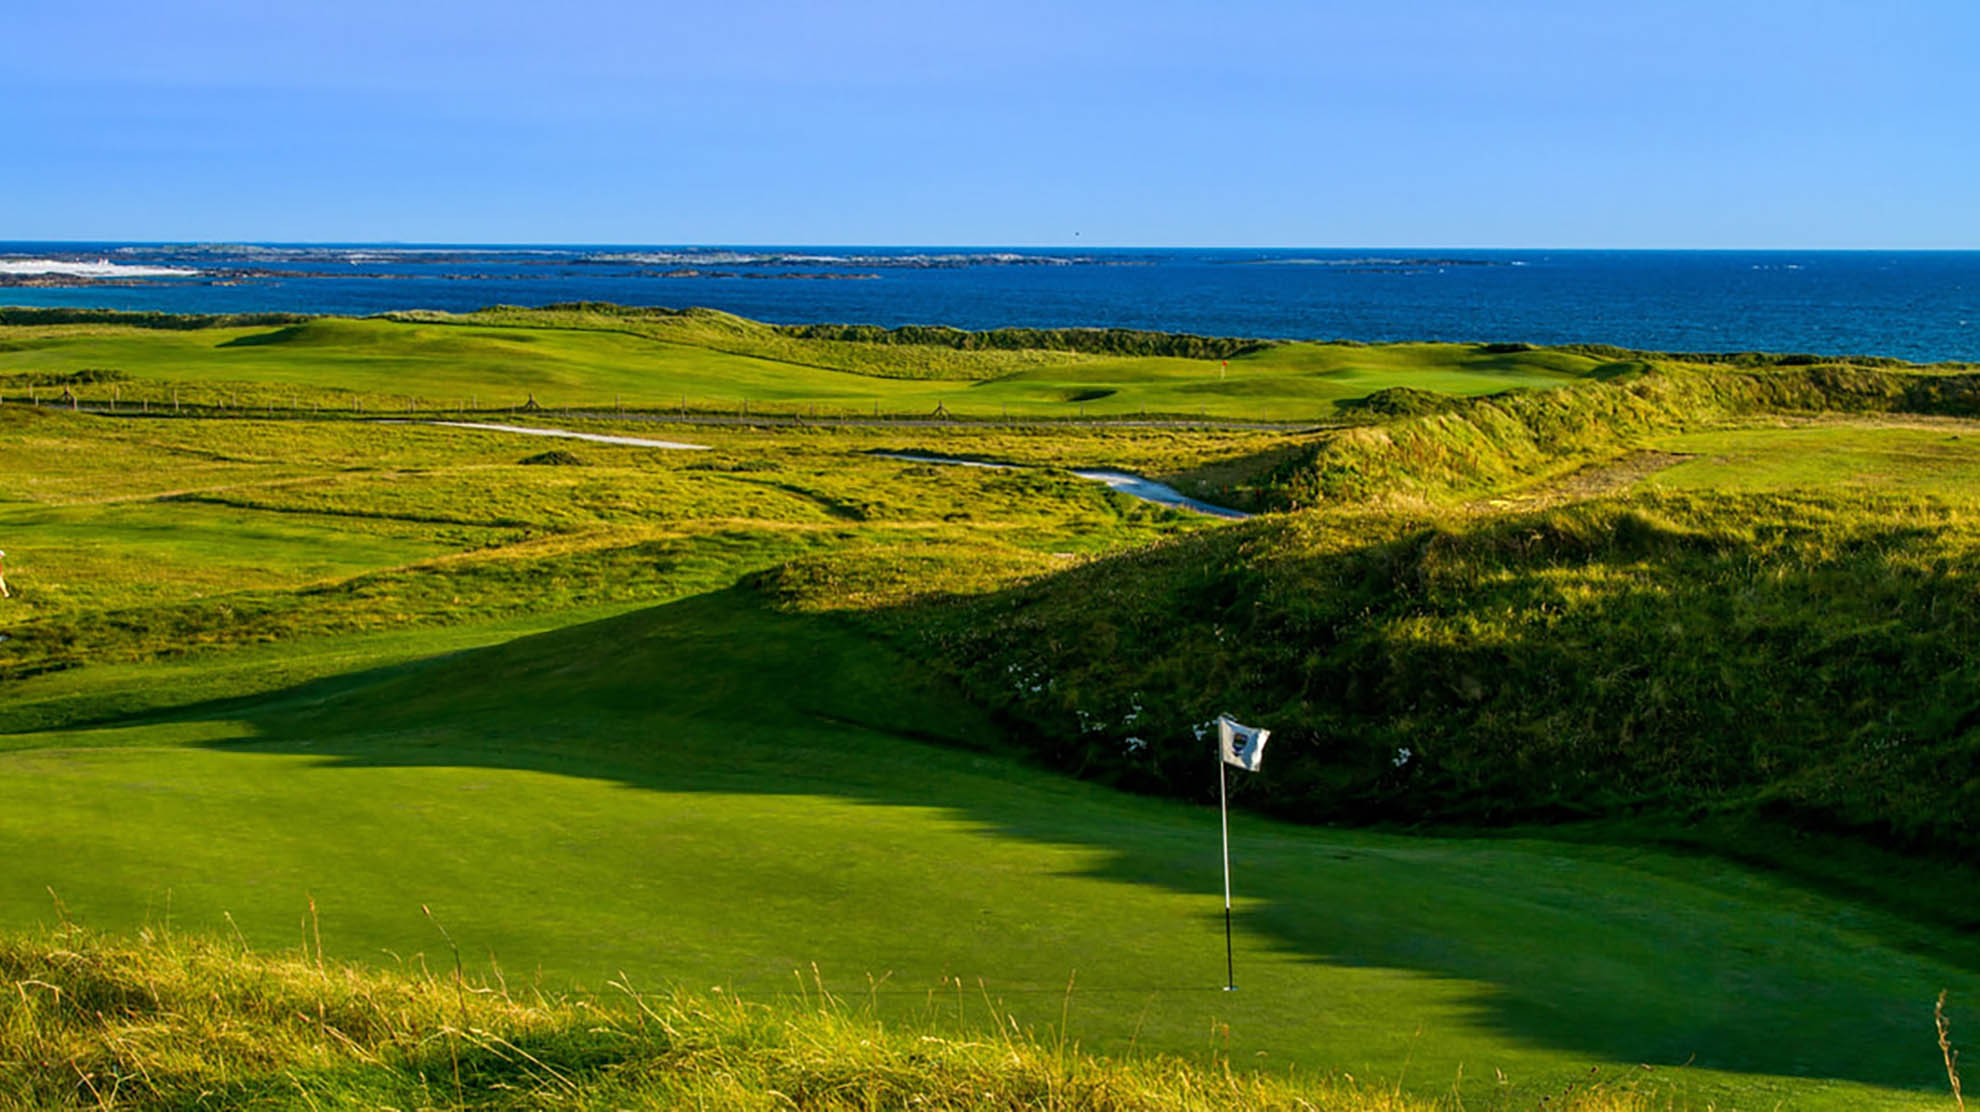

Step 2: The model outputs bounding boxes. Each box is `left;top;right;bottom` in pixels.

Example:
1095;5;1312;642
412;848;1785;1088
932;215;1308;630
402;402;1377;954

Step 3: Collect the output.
152;586;1973;1094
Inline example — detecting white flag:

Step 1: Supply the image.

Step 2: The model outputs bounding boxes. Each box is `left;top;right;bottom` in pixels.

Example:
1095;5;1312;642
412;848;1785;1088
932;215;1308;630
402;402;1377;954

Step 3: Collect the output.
1218;715;1269;772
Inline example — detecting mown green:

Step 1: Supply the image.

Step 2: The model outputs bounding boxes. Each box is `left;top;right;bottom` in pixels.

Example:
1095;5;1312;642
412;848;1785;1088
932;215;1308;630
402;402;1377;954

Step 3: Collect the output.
0;304;1636;419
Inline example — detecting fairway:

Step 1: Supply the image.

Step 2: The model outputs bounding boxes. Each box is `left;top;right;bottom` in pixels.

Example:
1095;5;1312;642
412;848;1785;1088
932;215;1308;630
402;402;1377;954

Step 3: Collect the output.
1647;419;1980;496
0;308;1611;420
0;592;1965;1111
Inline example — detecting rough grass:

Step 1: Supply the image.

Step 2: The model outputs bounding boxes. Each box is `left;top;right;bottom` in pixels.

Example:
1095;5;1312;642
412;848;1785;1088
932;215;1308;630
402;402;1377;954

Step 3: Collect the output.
0;409;1205;695
894;488;1980;859
0;927;1672;1111
844;414;1980;952
1260;363;1980;510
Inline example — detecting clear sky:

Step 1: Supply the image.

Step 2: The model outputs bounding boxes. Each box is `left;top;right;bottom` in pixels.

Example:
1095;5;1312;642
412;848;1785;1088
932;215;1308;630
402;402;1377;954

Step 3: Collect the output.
5;0;1976;247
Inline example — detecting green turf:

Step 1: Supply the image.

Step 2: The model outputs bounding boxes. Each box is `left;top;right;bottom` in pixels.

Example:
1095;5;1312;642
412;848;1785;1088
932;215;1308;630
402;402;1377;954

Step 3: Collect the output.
0;500;462;613
0;600;665;736
1648;420;1980;496
0;590;1964;1110
0;311;1610;420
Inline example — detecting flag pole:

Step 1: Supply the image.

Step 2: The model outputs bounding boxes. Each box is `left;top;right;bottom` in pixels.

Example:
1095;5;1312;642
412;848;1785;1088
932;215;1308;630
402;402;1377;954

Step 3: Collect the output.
1219;741;1235;991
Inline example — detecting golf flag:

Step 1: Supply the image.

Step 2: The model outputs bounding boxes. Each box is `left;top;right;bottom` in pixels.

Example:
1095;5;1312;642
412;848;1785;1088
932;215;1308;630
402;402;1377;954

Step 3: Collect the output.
1213;714;1269;991
1218;715;1269;772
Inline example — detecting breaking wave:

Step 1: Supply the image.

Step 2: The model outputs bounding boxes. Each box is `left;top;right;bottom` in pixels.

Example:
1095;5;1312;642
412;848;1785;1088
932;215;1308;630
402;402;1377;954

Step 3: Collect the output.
0;258;200;278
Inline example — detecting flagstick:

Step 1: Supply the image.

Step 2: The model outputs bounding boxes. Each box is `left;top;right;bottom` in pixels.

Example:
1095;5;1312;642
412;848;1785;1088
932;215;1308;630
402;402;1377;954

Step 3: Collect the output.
1219;746;1235;991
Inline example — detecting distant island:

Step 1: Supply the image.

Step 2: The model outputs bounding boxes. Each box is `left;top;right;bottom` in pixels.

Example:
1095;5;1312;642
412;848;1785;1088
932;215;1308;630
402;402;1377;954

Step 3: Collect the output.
640;268;881;280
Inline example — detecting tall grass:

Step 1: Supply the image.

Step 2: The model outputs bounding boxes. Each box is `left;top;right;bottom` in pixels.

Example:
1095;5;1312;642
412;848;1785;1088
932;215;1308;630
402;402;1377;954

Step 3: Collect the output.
873;486;1980;872
0;927;1663;1111
1942;992;1967;1112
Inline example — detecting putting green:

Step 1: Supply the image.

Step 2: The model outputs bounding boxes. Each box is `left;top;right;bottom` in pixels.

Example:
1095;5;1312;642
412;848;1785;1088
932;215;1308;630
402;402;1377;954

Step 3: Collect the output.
0;591;1966;1110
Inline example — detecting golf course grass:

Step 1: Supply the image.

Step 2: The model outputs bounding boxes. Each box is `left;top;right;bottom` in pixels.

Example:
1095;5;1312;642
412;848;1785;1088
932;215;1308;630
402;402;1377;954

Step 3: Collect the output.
1647;418;1980;495
2;591;1968;1110
2;310;1978;1109
0;306;1615;420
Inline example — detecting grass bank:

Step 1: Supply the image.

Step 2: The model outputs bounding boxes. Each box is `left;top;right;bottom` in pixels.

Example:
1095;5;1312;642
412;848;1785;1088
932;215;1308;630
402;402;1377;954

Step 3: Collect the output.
886;489;1980;858
1261;362;1980;509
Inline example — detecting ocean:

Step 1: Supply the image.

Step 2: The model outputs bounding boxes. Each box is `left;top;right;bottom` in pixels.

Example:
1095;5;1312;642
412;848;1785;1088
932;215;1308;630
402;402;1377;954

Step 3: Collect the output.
2;244;1975;363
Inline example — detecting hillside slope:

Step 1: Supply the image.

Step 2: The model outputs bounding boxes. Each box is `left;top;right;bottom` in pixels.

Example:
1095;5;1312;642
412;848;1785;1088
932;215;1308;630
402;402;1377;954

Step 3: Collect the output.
812;372;1980;927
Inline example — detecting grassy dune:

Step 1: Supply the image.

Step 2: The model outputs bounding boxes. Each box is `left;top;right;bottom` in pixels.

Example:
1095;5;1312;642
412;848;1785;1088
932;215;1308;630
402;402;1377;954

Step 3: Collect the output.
901;383;1980;863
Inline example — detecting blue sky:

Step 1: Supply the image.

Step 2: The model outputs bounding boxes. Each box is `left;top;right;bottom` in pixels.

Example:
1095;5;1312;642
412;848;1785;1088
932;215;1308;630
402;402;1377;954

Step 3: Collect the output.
5;0;1976;246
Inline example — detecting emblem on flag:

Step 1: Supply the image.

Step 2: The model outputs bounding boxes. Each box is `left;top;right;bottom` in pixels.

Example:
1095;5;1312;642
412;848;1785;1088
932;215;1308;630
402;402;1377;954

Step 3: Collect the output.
1217;715;1269;772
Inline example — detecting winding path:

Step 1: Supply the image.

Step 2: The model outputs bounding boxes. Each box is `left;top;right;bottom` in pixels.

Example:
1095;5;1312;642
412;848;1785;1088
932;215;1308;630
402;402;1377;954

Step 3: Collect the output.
421;420;711;451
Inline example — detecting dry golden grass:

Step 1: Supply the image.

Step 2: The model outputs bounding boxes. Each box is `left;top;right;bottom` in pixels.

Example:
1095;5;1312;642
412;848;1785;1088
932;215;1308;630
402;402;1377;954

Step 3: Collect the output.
0;926;1671;1111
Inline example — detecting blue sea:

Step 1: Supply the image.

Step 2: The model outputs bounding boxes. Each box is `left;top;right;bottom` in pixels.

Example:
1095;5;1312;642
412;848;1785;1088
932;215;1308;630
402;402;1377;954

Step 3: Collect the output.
2;244;1976;363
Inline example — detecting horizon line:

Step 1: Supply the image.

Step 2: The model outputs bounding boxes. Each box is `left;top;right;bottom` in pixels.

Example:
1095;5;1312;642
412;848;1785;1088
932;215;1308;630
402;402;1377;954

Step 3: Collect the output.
5;239;1980;253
